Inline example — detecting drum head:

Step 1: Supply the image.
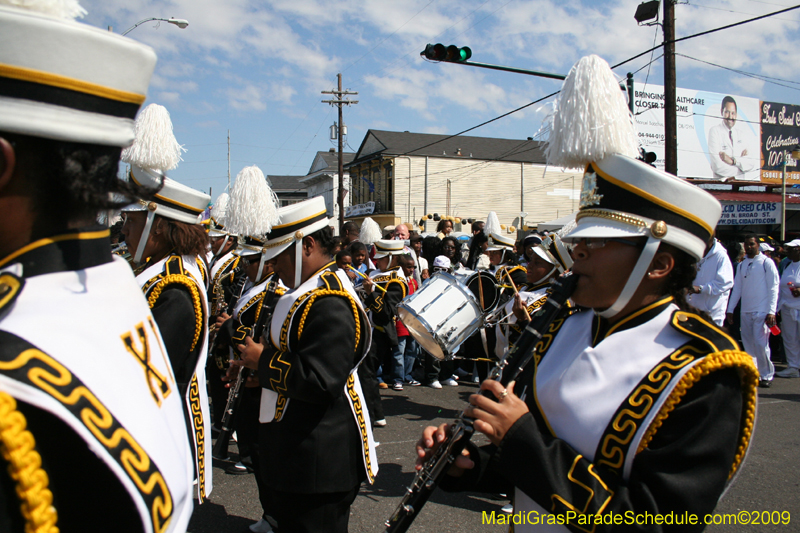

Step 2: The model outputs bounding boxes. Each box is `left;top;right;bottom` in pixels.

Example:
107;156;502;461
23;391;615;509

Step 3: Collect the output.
466;271;499;312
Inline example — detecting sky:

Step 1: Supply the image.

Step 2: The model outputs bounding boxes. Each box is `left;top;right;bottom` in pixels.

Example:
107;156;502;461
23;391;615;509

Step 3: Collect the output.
80;0;800;201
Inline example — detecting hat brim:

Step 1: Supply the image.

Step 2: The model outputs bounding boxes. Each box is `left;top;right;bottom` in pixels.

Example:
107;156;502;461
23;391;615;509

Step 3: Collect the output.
532;246;555;265
562;216;647;242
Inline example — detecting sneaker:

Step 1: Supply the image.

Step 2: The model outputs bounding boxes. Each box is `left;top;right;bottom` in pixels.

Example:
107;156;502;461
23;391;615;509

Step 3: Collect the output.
428;380;443;389
776;367;800;378
226;461;252;475
392;382;404;391
472;374;480;383
249;518;274;533
406;379;421;386
758;379;772;388
378;382;389;389
441;377;459;387
374;419;387;427
501;503;514;513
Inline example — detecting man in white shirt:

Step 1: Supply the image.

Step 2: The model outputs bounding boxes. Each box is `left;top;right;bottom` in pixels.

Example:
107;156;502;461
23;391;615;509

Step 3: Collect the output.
777;240;800;378
726;235;780;386
707;96;758;181
688;237;734;326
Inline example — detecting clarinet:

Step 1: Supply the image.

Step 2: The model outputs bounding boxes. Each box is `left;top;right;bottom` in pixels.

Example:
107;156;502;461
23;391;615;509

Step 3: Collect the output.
212;279;280;460
384;272;579;533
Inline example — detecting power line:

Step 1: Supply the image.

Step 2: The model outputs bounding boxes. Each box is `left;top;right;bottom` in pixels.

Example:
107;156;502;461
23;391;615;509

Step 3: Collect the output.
676;53;800;91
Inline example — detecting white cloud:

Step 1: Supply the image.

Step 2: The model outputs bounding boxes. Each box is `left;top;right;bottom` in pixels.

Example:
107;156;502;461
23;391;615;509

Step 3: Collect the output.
226;84;267;111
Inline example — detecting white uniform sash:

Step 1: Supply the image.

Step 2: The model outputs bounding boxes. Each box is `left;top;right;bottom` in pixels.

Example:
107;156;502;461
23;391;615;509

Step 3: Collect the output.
0;257;195;533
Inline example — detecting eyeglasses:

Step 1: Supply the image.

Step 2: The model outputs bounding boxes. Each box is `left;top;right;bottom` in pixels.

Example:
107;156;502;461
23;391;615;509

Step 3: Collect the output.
574;237;644;249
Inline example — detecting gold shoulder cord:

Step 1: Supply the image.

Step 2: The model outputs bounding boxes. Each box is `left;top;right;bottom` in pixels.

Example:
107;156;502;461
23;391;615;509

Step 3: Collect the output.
0;391;58;533
147;274;205;352
636;350;758;479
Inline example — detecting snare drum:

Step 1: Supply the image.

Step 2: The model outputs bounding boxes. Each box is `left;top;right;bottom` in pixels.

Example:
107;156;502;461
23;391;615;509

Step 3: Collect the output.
465;271;500;312
397;272;483;360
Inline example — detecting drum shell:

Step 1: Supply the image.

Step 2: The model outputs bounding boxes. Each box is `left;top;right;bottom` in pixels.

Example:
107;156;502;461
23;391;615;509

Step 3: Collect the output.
397;272;483;360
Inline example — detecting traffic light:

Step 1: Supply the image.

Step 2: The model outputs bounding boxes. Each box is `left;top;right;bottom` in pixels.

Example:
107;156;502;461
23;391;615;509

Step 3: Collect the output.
420;43;472;63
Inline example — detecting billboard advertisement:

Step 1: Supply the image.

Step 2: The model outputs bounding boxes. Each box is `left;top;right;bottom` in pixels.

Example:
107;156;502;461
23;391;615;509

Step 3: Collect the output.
633;84;761;180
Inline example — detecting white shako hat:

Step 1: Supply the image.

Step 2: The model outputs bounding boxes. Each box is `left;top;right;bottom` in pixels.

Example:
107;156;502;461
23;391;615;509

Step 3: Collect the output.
0;1;156;147
373;239;406;259
547;55;721;319
261;195;330;288
486;232;515;252
121;103;209;262
225;165;280;279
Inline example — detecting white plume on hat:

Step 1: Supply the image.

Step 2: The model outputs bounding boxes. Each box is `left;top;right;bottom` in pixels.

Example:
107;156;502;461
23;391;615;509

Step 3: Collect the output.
122;104;186;172
360;217;382;246
484;211;501;237
545;55;638;169
1;0;87;19
225;165;279;236
211;192;229;225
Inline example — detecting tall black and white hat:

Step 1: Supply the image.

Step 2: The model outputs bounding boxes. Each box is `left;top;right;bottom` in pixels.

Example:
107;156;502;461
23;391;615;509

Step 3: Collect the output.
260;196;330;288
486;232;515;252
121;104;210;262
0;2;156;146
546;55;721;318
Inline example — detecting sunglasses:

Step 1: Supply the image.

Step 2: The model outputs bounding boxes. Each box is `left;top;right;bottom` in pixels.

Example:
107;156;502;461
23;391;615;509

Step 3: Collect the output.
575;237;644;249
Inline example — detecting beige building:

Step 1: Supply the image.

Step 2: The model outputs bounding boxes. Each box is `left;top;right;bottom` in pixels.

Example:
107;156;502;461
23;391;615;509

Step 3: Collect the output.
345;130;583;234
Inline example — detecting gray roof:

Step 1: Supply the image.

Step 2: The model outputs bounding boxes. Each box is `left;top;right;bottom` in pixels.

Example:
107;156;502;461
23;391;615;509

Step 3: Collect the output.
348;130;547;166
266;175;307;193
312;150;356;173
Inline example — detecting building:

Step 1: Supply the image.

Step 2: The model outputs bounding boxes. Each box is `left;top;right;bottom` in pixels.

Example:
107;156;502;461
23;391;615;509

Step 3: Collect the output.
266;175;308;206
345;130;583;234
298;149;355;221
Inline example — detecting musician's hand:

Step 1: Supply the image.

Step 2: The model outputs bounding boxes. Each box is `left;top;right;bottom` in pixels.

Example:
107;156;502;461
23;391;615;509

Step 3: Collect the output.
362;277;374;294
415;424;474;477
467;380;528;446
223;363;240;386
511;293;530;323
215;312;231;330
234;336;263;370
245;373;260;388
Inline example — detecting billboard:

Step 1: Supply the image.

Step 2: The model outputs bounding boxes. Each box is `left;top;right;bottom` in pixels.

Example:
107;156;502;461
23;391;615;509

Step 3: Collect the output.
633;85;800;184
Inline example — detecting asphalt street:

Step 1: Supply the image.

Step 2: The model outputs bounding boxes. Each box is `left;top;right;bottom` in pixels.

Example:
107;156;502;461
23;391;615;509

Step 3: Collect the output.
190;366;800;533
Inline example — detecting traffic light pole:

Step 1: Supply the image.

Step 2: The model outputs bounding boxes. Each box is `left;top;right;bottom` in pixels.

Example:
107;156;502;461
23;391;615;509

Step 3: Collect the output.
435;59;566;80
322;74;358;231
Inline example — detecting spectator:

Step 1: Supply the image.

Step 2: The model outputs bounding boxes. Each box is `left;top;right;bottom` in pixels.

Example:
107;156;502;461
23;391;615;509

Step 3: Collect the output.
465;231;490;271
439;236;462;269
437;219;454;238
342;221;360;245
688;237;734;326
777;239;800;378
409;233;429;279
396;254;421;386
726;235;779;387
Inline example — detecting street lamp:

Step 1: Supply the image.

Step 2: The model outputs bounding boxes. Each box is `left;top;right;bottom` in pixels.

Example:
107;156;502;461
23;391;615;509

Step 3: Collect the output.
781;145;800;241
121;17;189;36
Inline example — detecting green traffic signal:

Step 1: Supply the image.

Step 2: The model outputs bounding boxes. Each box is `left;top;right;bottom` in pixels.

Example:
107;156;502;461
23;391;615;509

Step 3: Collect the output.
420;43;471;63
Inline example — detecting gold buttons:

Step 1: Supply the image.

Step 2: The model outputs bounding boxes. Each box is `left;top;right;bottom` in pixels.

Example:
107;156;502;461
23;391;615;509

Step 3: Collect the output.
650;220;667;239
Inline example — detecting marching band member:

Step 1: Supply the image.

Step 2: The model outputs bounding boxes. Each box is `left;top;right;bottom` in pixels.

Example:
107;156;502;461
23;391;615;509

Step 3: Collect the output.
0;2;194;530
235;196;377;533
120;104;213;503
495;234;573;357
416;55;758;532
486;232;528;297
212;165;282;533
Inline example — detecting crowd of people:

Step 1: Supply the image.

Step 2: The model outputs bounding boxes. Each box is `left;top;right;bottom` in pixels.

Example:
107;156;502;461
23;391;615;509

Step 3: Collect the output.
0;3;784;532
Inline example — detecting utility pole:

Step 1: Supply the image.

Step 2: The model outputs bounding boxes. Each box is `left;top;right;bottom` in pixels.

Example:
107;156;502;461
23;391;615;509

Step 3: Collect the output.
663;0;678;175
227;129;231;191
322;74;358;230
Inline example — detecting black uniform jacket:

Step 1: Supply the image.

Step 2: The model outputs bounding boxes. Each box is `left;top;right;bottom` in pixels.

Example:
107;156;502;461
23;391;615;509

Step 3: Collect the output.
257;267;371;494
441;301;757;532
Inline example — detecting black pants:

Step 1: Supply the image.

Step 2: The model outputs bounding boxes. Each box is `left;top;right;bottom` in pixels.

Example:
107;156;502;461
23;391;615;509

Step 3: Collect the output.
273;485;359;533
358;330;387;421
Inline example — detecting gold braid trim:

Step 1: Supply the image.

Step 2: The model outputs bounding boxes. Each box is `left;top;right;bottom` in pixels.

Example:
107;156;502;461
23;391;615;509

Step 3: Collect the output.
297;289;362;353
147;275;205;352
0;392;58;533
636;350;758;479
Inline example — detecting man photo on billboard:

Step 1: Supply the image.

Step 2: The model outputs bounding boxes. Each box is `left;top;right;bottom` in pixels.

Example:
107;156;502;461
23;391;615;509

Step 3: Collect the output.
708;95;758;180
